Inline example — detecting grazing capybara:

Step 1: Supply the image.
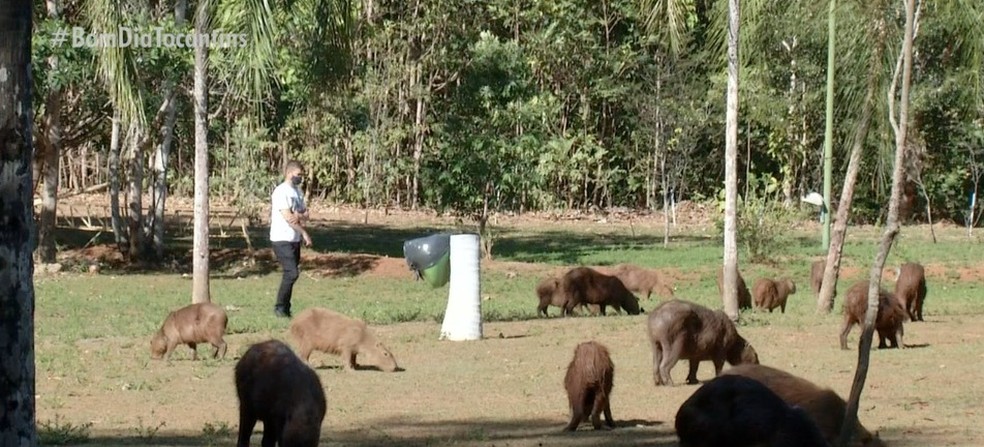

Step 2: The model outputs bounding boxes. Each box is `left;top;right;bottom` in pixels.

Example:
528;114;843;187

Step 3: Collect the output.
752;277;797;313
723;364;885;447
563;341;615;432
536;276;600;317
894;262;927;322
557;267;642;317
235;339;326;447
811;259;826;296
716;267;752;310
611;263;674;300
840;281;907;350
675;374;829;447
150;302;228;360
646;299;759;386
288;307;398;372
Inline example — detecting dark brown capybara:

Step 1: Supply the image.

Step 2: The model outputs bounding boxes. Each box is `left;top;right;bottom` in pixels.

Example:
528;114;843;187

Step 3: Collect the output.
558;267;642;317
646;299;759;386
235;339;326;447
840;281;907;350
536;275;600;317
150;302;228;360
611;263;675;300
723;364;885;447
811;259;826;296
289;308;398;372
562;341;615;432
675;374;829;447
894;262;927;322
752;277;797;313
716;267;752;310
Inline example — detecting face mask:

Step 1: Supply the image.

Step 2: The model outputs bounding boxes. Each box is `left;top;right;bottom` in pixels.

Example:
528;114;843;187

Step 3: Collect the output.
291;176;302;185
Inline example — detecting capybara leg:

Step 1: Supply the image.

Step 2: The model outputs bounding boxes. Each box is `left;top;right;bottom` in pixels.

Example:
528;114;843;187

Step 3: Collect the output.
165;340;179;360
660;339;683;386
563;398;584;431
188;343;198;361
590;393;612;430
685;359;701;385
839;320;855;350
780;302;786;313
213;340;227;359
915;299;924;321
297;343;313;363
236;411;256;447
651;344;664;386
563;300;577;317
603;400;614;428
712;358;725;377
341;348;356;371
260;420;280;447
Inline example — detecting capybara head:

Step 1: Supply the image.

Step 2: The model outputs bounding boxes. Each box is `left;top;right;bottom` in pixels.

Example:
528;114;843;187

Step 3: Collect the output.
781;278;796;295
726;336;760;366
366;341;399;372
150;331;167;360
621;293;642;315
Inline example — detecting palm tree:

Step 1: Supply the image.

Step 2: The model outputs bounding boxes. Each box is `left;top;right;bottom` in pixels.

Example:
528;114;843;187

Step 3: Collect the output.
0;0;39;443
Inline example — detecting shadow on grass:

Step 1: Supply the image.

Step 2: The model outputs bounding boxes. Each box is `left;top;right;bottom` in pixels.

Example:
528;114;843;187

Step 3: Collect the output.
50;217;716;276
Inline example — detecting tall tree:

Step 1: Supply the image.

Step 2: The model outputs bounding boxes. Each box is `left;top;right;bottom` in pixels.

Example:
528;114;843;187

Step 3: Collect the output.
721;0;741;321
37;0;63;263
837;0;916;445
0;0;39;443
192;0;213;303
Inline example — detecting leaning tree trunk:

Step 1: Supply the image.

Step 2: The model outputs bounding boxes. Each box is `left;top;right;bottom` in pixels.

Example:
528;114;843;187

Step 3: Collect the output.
0;0;39;443
127;122;144;260
191;0;211;303
150;0;186;259
37;0;62;263
721;0;741;321
837;0;916;445
817;25;884;313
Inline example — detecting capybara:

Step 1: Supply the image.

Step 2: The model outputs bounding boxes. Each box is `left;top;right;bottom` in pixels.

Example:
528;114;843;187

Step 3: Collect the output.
675;374;829;447
811;259;826;296
723;364;885;446
557;267;642;317
752;277;797;313
611;263;675;300
563;341;615;431
150;302;228;360
894;262;927;322
235;339;326;447
646;299;759;386
289;307;398;372
716;267;752;310
840;280;907;350
536;276;600;317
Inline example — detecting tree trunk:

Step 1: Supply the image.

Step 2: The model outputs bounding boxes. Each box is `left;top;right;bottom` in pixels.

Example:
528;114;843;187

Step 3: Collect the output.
127;121;144;260
837;0;916;445
0;0;39;442
721;0;741;321
108;110;128;255
151;0;186;259
37;0;62;263
817;29;883;313
192;0;211;304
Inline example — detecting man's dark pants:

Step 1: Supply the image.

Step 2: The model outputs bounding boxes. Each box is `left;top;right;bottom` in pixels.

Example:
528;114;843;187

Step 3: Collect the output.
272;241;301;316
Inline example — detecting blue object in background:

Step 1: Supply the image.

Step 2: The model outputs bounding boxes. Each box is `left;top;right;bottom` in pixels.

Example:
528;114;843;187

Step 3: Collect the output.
403;233;452;287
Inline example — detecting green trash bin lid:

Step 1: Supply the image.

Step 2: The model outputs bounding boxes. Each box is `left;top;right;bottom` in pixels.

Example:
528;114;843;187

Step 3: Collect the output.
420;252;451;288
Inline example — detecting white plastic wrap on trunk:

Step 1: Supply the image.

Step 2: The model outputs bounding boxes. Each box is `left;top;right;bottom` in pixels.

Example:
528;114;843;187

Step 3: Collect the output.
439;234;482;341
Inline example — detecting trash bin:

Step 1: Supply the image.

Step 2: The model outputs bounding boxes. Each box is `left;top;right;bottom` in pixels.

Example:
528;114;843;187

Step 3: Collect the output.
403;233;451;288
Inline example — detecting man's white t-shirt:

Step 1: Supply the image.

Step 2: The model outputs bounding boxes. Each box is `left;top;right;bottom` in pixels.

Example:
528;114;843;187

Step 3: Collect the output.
270;181;305;242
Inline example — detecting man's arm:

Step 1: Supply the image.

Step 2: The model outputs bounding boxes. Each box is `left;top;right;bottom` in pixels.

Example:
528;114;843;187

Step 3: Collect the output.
280;208;312;246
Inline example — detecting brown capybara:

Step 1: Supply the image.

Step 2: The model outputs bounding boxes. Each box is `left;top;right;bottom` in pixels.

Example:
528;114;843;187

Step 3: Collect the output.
840;281;907;350
563;341;615;432
752;277;797;313
611;263;675;300
235;339;326;447
716;267;752;310
894;262;927;322
723;364;885;447
289;308;398;372
536;276;600;317
675;374;828;447
557;267;642;317
646;299;759;386
150;302;228;360
811;259;826;296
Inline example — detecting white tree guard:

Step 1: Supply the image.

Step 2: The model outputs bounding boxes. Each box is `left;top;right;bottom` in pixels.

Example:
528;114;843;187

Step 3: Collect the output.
439;234;482;340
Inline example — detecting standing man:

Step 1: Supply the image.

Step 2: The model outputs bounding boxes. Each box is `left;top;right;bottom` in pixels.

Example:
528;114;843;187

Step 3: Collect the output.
270;160;312;318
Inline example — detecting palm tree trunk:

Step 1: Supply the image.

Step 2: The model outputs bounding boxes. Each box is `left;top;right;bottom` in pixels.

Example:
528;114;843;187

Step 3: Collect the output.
838;0;916;444
192;0;212;303
109;110;128;255
0;0;39;443
127;121;144;260
721;0;741;321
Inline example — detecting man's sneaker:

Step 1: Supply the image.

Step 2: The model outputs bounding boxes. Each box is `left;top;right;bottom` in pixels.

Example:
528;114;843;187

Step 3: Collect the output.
274;308;291;318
